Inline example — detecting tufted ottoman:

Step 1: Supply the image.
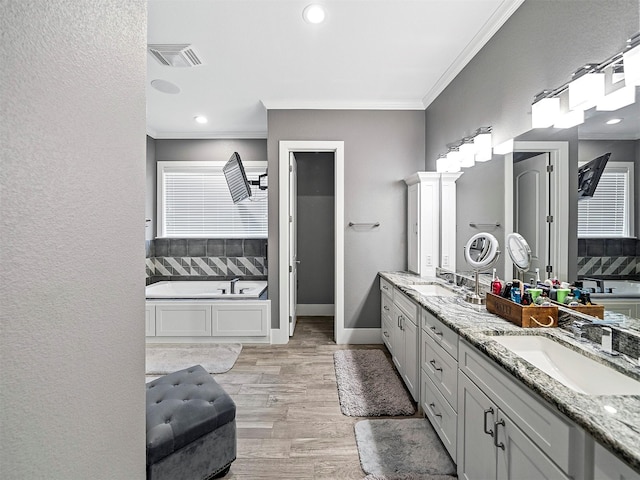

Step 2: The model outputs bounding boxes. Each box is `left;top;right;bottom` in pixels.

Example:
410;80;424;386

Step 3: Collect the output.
146;365;236;480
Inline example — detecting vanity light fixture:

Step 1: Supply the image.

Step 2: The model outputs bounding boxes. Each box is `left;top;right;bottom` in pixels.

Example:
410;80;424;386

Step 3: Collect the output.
303;4;326;24
532;93;561;128
622;33;640;86
437;126;492;171
473;127;493;162
459;138;476;168
568;65;605;111
194;115;208;124
530;31;639;130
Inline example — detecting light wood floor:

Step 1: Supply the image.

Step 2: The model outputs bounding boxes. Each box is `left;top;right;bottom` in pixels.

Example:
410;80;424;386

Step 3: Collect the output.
215;316;414;480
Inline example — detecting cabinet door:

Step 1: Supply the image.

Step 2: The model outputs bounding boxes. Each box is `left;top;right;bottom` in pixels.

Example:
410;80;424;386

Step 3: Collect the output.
496;412;570;480
457;372;497;480
408;183;419;273
593;441;640;480
145;304;156;336
402;316;419;401
391;304;405;374
155;304;212;336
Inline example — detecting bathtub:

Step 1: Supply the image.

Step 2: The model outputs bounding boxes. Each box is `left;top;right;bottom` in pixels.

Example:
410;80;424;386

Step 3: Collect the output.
146;280;271;342
146;280;267;299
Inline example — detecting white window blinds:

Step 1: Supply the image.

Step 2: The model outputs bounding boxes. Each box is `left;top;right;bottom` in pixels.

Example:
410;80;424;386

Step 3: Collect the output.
158;162;267;238
578;165;632;238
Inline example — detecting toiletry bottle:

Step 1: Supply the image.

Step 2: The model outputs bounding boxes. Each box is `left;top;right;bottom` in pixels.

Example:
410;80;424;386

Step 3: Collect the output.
491;268;501;296
535;268;541;284
522;291;532;305
511;280;521;304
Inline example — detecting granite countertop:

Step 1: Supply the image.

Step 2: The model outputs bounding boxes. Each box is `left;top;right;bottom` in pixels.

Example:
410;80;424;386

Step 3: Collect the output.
379;271;640;474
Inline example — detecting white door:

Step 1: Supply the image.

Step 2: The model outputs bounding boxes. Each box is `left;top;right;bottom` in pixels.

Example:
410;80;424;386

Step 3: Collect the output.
513;153;550;280
289;152;298;336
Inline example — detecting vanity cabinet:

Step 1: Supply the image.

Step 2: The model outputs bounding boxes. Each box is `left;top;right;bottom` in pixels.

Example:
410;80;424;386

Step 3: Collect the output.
457;340;584;480
421;309;459;461
593;441;640;480
379;278;419;401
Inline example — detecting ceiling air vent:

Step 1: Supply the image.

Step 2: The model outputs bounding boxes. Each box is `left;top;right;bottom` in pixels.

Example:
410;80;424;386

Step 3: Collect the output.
148;44;203;67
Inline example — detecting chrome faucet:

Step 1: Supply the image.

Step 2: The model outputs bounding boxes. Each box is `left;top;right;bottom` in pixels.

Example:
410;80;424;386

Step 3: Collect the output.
230;277;240;294
572;320;615;355
581;277;605;293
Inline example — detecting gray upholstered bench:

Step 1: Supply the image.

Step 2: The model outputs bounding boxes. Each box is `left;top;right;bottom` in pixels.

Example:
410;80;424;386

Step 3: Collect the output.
146;365;236;480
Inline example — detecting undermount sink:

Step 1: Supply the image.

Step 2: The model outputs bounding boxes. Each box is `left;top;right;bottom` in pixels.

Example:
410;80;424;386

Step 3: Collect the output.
410;284;457;297
492;335;640;395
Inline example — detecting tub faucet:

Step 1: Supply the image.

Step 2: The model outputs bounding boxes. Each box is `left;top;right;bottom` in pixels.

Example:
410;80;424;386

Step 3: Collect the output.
581;277;605;293
230;277;240;294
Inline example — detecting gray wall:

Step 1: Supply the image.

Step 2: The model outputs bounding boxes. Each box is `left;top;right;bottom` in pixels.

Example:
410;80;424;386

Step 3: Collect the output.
296;152;335;305
267;110;425;329
148;138;268;239
1;1;146;478
579;139;640;236
426;0;638;282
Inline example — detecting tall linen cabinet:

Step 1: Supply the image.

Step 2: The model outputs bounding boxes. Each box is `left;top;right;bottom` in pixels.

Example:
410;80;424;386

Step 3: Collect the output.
405;172;462;276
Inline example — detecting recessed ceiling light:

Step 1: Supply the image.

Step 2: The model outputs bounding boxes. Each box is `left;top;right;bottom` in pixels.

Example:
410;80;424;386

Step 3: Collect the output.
303;4;326;24
194;115;208;124
605;118;622;125
150;79;180;94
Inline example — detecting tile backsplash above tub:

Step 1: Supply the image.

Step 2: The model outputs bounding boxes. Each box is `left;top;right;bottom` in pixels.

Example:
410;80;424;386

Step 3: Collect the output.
577;238;639;279
146;238;267;284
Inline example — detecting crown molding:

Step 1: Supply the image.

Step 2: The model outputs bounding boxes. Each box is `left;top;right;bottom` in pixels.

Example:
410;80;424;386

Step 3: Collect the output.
146;130;268;140
261;99;425;110
422;0;525;108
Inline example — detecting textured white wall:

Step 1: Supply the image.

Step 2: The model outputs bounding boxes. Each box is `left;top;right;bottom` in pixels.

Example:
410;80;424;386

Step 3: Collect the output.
1;1;147;478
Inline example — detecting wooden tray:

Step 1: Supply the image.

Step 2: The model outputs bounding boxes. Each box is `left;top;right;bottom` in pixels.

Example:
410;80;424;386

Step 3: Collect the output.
555;302;605;319
486;293;558;328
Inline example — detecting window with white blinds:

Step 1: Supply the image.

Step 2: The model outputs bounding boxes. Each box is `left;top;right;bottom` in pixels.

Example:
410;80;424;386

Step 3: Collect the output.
578;163;634;238
158;161;267;238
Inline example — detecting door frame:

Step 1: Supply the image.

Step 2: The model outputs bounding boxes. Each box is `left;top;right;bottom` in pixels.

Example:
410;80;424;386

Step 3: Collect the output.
504;141;569;281
278;141;344;344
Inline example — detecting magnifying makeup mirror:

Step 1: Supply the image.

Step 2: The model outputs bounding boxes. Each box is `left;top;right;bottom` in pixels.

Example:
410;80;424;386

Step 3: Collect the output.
506;232;532;282
463;232;500;304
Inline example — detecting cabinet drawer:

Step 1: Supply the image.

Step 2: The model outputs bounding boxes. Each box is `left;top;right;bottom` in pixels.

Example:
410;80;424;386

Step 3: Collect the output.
380;277;393;298
381;293;394;320
395;289;418;325
381;316;393;354
422;331;458;410
594;441;640;480
422;309;458;360
422;371;457;462
459;340;576;474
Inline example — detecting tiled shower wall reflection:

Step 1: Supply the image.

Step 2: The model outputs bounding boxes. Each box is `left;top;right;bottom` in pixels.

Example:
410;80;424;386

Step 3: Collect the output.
145;238;267;285
577;238;640;279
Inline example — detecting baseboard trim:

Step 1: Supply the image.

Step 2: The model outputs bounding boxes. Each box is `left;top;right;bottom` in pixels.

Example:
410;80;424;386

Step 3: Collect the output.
336;328;382;345
296;304;335;316
271;325;289;344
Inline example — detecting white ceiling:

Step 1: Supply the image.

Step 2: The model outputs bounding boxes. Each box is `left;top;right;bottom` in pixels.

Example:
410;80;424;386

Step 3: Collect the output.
146;0;523;139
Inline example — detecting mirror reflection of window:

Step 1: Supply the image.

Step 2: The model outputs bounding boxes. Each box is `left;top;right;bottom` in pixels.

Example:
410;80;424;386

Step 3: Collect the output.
578;162;635;238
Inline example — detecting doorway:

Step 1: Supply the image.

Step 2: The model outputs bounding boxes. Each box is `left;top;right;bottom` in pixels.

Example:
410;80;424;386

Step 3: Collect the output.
294;152;335;335
278;141;344;344
504;141;569;281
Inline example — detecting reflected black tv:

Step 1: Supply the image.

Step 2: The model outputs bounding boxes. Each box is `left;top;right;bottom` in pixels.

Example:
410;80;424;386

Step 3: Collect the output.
578;152;610;200
223;152;252;203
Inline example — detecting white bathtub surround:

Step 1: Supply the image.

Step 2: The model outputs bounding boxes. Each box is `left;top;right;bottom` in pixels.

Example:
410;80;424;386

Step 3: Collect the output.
146;280;270;343
146;343;242;374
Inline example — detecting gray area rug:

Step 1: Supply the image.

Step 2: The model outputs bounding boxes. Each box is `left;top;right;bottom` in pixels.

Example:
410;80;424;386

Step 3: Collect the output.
333;350;415;417
146;343;242;375
355;419;456;478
